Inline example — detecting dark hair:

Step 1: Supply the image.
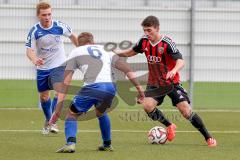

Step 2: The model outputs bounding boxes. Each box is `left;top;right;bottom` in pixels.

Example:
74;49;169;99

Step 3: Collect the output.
141;15;160;28
77;32;94;46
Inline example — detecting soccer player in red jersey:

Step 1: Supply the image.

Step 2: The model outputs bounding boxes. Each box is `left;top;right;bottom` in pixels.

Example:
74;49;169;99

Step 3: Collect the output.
116;15;217;147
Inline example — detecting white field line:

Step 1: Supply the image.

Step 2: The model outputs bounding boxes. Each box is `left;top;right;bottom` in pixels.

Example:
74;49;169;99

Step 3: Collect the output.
0;129;239;134
0;108;240;113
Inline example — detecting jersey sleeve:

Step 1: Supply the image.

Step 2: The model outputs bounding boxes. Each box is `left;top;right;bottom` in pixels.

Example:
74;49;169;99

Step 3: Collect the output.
25;26;36;49
57;21;73;37
132;38;145;54
163;36;183;60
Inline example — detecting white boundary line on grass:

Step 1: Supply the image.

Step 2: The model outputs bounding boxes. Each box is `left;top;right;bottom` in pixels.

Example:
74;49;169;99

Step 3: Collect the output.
116;109;240;113
0;129;239;134
1;108;240;112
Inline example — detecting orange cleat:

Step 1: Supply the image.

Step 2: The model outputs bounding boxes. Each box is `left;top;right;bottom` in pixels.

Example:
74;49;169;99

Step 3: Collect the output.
207;137;217;147
166;123;176;141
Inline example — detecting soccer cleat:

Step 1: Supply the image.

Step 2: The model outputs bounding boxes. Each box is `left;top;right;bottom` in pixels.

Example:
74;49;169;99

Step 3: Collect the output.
98;145;114;151
42;127;50;135
49;123;59;134
207;137;217;147
166;123;177;141
56;144;76;153
42;120;50;135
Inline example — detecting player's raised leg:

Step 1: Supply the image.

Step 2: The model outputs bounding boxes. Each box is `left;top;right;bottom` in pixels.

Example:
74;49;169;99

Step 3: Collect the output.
142;97;176;141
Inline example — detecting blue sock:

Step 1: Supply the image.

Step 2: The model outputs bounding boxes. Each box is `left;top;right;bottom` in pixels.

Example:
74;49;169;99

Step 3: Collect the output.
41;98;52;121
65;118;77;144
98;114;111;146
51;97;58;113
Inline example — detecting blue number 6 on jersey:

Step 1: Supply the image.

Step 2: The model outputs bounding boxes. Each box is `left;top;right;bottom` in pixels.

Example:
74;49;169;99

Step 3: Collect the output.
87;46;102;59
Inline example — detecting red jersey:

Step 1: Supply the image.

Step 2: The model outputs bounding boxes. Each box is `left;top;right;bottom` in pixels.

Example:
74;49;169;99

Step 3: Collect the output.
133;35;183;86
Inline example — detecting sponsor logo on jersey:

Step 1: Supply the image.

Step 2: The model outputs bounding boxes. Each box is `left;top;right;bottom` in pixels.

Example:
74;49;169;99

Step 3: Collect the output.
41;47;59;53
147;55;161;64
38;31;43;36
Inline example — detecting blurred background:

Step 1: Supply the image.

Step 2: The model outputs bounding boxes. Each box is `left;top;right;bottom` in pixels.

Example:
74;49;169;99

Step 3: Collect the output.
0;0;239;109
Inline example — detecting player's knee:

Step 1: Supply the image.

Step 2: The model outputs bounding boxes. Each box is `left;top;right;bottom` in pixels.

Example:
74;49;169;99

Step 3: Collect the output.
177;102;192;119
39;95;49;102
143;103;155;113
53;92;58;97
142;98;157;113
182;111;190;119
66;109;79;120
95;109;105;117
39;91;50;102
182;107;192;119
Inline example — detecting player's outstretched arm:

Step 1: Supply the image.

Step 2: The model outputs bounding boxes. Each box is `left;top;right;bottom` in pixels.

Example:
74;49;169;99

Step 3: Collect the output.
114;48;137;57
26;48;44;66
49;70;74;125
114;58;145;102
69;33;78;47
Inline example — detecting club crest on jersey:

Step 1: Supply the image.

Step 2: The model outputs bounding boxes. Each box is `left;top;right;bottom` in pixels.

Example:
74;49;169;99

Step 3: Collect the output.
55;36;61;43
158;47;164;54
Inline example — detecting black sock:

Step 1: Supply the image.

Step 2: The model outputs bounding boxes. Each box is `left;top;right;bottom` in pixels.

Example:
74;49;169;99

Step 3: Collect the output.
104;140;111;147
189;112;211;140
147;108;171;127
67;137;76;143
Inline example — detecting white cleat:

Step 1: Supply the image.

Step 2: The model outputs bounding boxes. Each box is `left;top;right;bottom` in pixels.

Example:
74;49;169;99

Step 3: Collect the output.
42;120;59;134
42;120;50;135
49;123;59;134
56;144;76;153
42;127;50;135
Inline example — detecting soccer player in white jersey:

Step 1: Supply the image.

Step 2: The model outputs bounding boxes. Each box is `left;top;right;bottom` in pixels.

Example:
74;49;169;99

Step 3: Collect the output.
49;32;145;153
25;2;78;134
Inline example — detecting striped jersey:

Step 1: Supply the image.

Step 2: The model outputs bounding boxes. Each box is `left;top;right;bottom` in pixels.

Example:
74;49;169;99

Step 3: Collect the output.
133;35;183;86
25;20;72;70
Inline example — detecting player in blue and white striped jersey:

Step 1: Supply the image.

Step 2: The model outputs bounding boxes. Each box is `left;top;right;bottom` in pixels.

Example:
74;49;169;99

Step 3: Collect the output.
25;2;78;134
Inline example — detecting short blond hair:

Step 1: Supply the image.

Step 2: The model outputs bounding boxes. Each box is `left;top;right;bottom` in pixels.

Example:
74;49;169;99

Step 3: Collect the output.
36;1;51;15
78;32;94;46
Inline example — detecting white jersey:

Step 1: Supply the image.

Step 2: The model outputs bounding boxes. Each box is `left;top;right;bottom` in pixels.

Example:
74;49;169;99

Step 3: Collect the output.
25;20;72;70
66;45;119;86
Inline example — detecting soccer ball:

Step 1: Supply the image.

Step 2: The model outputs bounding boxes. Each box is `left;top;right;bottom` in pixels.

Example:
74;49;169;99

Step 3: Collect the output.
148;126;167;144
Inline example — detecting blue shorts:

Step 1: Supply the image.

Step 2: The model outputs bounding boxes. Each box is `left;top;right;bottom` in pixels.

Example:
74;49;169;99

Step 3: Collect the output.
36;66;65;92
71;82;116;113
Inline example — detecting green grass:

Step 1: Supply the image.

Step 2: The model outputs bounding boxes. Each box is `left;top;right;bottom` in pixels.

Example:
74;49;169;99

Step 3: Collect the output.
0;109;239;160
0;80;240;109
0;80;239;159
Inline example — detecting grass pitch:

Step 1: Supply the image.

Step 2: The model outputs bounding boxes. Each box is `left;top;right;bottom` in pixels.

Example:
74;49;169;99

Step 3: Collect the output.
0;80;239;159
0;80;240;109
0;109;239;160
